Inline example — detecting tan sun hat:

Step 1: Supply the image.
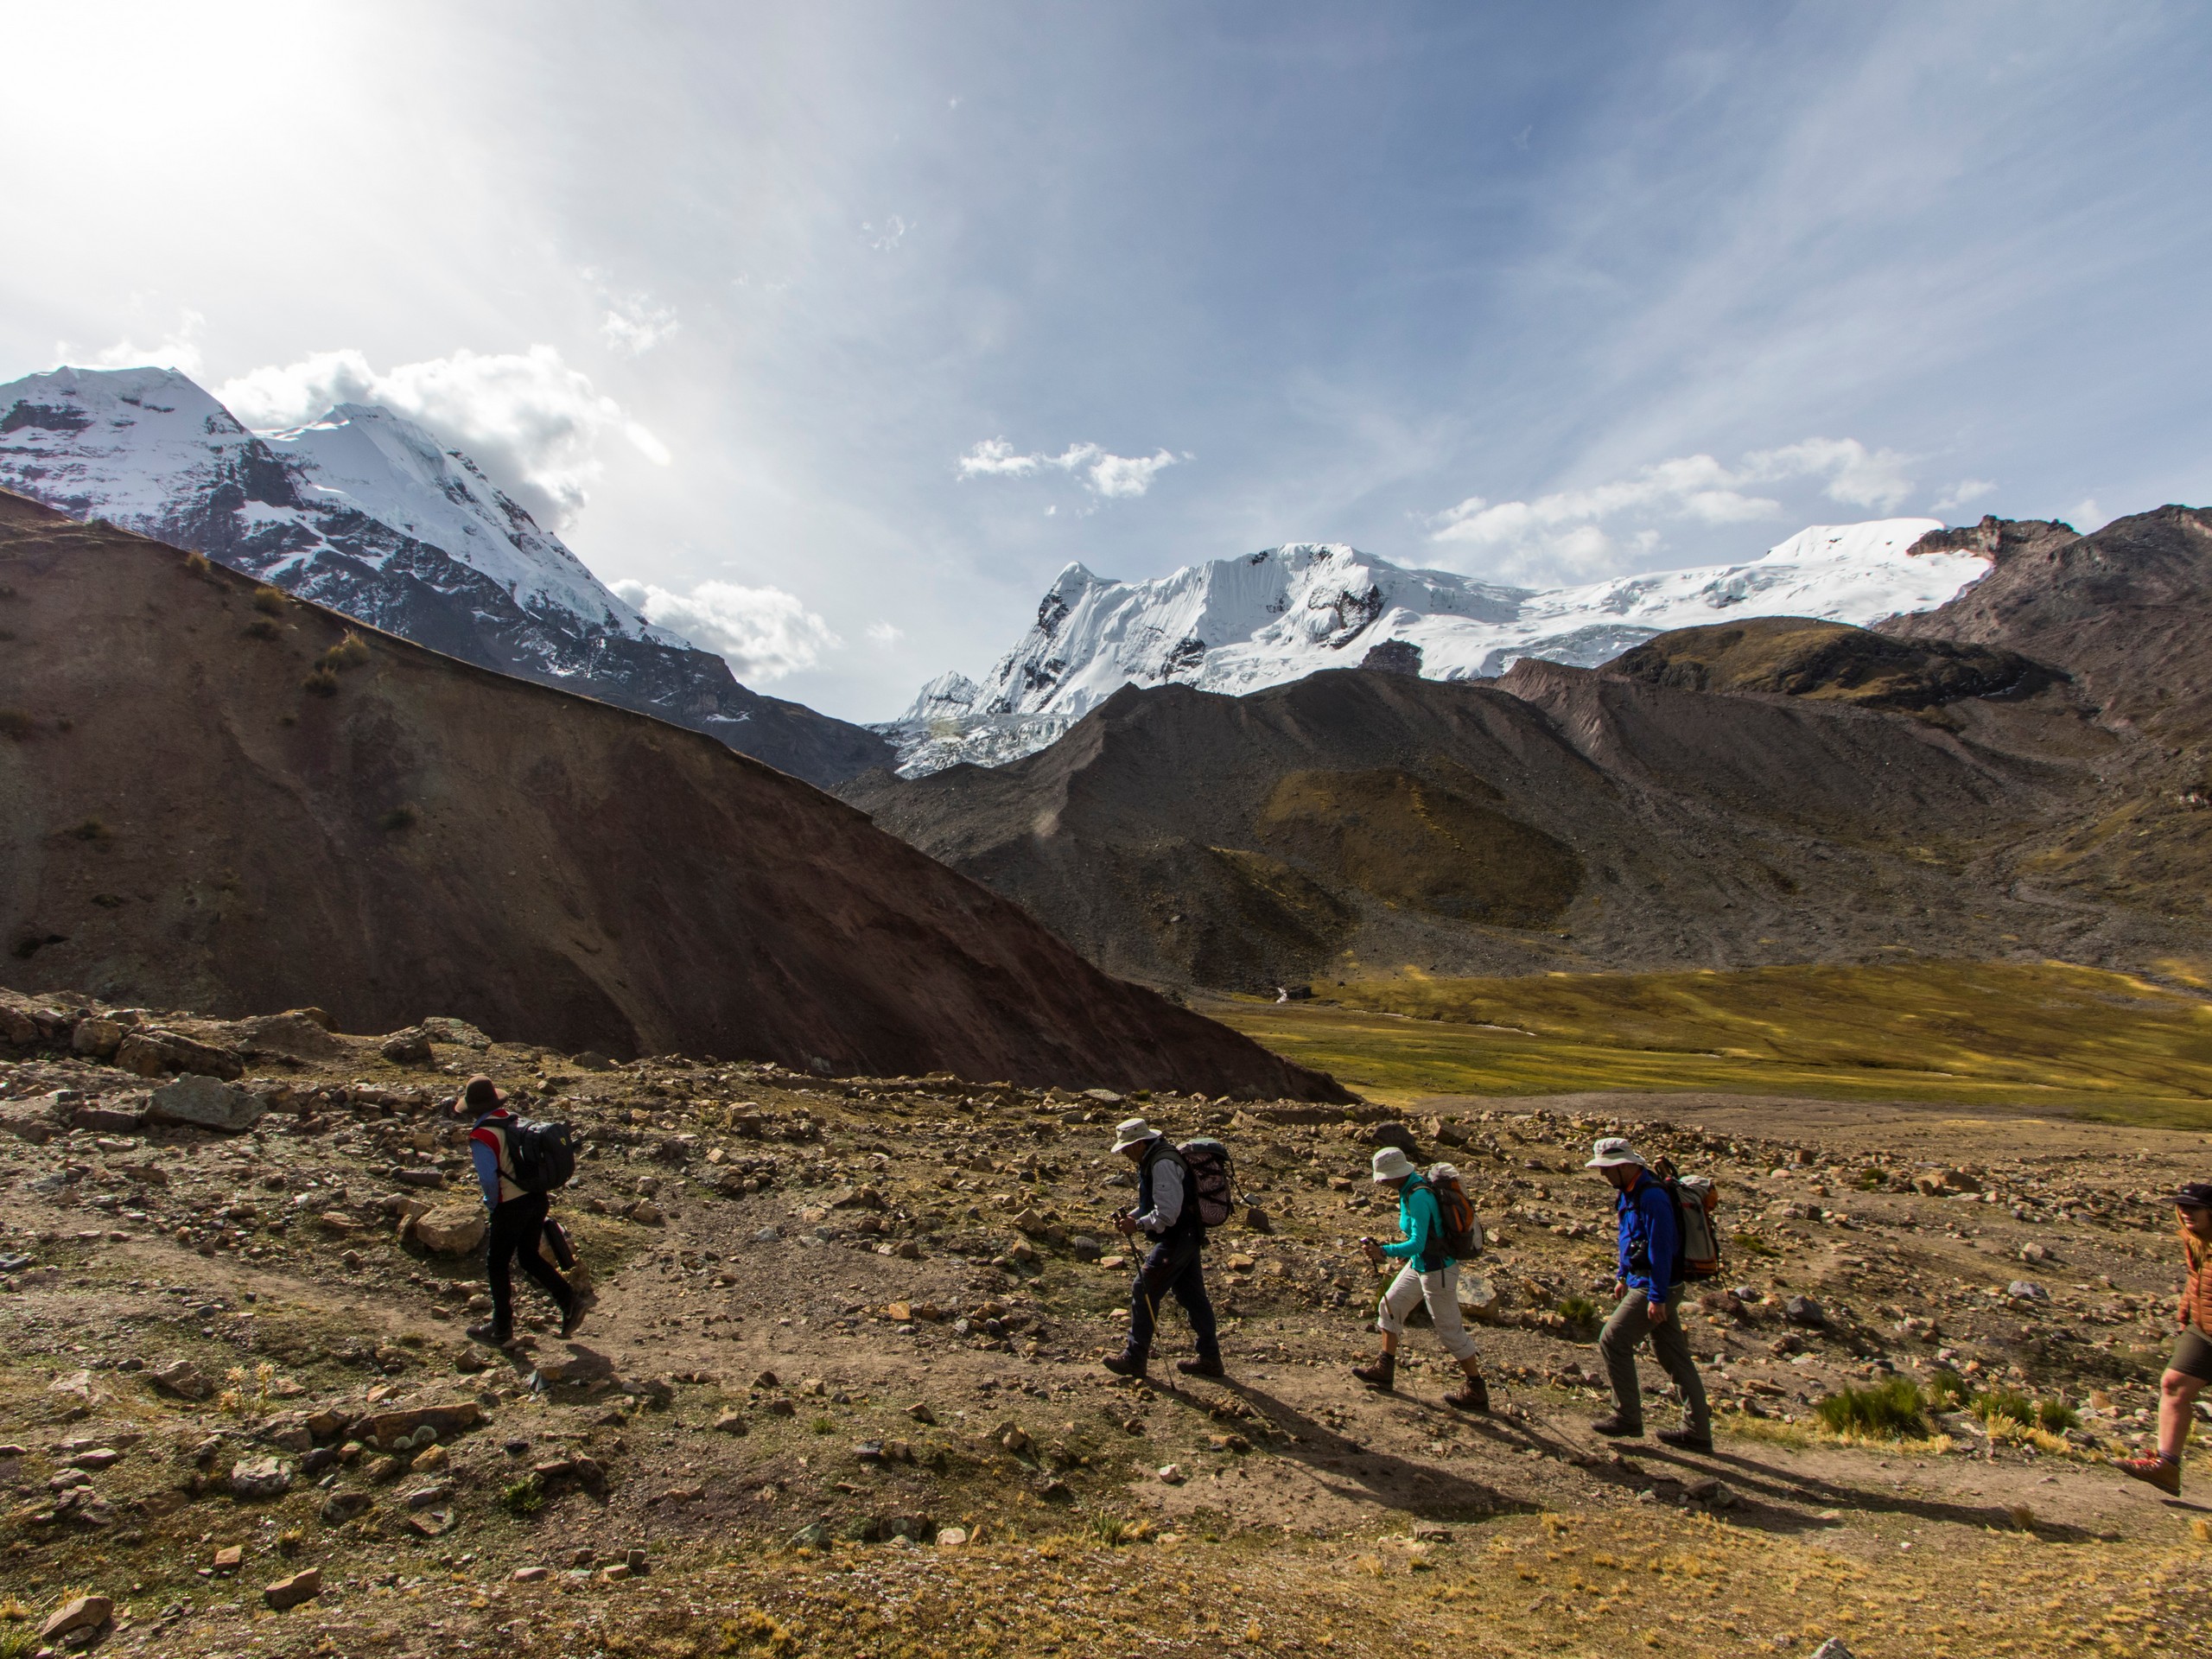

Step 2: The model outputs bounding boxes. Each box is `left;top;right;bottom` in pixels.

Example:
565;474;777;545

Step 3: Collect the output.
1111;1117;1160;1154
1585;1135;1648;1171
1371;1146;1417;1183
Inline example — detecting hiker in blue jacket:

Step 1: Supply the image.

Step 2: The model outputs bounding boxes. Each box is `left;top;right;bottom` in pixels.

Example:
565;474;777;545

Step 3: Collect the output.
1586;1136;1711;1450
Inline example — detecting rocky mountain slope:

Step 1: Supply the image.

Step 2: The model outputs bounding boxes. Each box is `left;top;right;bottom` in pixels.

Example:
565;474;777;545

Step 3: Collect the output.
0;367;889;788
0;491;1340;1096
843;505;2212;992
0;1005;2203;1656
880;522;1989;774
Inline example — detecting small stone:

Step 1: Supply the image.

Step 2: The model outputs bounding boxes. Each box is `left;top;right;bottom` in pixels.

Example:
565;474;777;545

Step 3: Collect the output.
1226;1254;1256;1274
404;1478;457;1510
146;1070;261;1132
936;1526;969;1548
627;1200;665;1227
513;1565;550;1581
264;1567;323;1611
791;1522;834;1548
321;1490;373;1522
71;1018;126;1058
405;1509;456;1537
213;1544;244;1570
713;1411;749;1435
1156;1463;1186;1484
410;1205;487;1255
411;1443;450;1471
229;1457;293;1501
1783;1295;1827;1328
601;1561;632;1582
906;1402;937;1425
1808;1642;1855;1659
2007;1279;2050;1302
118;1027;245;1082
41;1594;113;1640
379;1029;435;1067
1071;1235;1102;1262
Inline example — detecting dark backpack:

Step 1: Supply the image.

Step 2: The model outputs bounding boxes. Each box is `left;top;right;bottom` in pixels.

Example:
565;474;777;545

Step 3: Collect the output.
1176;1137;1236;1230
502;1118;578;1194
1422;1164;1484;1262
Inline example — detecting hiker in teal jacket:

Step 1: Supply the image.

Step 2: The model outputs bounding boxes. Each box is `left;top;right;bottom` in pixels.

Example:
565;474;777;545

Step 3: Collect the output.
1351;1147;1490;1411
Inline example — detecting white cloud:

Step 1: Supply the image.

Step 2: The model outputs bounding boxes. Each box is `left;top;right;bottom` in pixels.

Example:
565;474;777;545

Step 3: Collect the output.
601;296;680;355
1430;435;1917;582
215;344;668;529
862;214;910;252
610;578;840;682
1930;477;1997;514
957;437;1180;499
2071;498;2101;530
67;308;207;378
865;620;903;645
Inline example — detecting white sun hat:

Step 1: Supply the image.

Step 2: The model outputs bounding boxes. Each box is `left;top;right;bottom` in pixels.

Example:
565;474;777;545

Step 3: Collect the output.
1370;1146;1417;1183
1585;1136;1649;1171
1111;1117;1160;1154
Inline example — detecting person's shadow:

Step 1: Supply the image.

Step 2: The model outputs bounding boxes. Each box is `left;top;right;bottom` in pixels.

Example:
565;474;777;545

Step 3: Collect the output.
1129;1373;1529;1521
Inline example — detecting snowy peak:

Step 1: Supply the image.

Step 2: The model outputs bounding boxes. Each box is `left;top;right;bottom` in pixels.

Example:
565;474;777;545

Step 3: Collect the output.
0;365;680;649
263;402;680;645
880;518;1986;774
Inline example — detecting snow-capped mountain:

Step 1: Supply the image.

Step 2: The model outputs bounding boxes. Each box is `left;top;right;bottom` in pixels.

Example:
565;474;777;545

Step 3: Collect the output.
880;523;1990;774
0;365;889;786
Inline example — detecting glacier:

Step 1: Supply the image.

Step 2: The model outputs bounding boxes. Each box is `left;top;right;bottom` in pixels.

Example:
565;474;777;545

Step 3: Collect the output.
880;524;1990;775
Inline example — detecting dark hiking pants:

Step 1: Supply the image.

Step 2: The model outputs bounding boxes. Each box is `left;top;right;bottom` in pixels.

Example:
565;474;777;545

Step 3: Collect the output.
1126;1230;1219;1363
1598;1285;1709;1434
486;1192;575;1336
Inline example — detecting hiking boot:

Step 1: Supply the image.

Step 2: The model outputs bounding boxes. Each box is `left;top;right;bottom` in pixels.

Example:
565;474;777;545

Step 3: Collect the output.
465;1320;510;1346
1591;1413;1643;1439
2117;1453;2182;1496
1657;1427;1713;1453
1351;1354;1396;1392
1101;1351;1147;1379
1444;1376;1490;1413
559;1302;587;1340
1176;1355;1225;1377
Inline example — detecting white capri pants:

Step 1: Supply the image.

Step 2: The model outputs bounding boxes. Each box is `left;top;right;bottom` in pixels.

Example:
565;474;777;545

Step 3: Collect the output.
1376;1261;1478;1361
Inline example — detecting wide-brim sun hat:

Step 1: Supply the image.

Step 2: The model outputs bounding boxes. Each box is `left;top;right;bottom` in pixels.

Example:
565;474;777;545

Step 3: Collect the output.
1585;1136;1648;1171
454;1075;505;1116
1371;1147;1416;1183
1111;1117;1160;1154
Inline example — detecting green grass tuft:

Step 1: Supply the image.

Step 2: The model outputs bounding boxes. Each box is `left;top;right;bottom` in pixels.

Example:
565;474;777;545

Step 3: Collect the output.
1814;1376;1929;1439
497;1475;544;1516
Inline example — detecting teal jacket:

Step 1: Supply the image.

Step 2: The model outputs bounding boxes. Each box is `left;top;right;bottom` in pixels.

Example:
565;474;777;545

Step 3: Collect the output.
1382;1179;1451;1271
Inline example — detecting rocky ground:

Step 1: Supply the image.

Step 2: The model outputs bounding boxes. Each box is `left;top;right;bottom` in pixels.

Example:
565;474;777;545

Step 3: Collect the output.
2;989;2210;1656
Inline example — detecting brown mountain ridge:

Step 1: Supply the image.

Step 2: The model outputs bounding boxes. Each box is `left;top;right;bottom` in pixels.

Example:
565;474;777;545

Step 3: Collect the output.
0;490;1344;1098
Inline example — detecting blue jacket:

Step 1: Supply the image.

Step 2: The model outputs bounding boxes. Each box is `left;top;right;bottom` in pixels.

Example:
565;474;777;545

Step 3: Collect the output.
1382;1179;1451;1271
1615;1173;1681;1300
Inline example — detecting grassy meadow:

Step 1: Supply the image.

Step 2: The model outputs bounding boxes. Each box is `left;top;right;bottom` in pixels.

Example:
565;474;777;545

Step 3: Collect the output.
1207;959;2212;1124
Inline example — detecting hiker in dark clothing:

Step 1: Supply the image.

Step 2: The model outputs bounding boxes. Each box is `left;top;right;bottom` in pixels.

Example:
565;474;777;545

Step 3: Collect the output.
1103;1117;1223;1380
454;1076;581;1347
1586;1135;1711;1451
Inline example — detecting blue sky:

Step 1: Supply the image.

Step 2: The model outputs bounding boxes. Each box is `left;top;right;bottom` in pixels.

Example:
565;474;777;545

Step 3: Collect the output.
6;3;2210;719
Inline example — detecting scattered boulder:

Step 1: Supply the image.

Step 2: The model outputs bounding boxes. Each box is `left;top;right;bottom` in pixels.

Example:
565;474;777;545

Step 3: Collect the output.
2007;1280;2050;1303
229;1457;294;1501
357;1401;483;1453
264;1567;322;1611
115;1027;244;1081
1783;1295;1827;1328
1912;1168;1981;1197
320;1490;373;1523
40;1595;112;1641
146;1072;264;1133
232;1011;345;1059
409;1205;487;1256
1367;1121;1421;1157
71;1017;125;1058
379;1028;435;1067
150;1359;213;1401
